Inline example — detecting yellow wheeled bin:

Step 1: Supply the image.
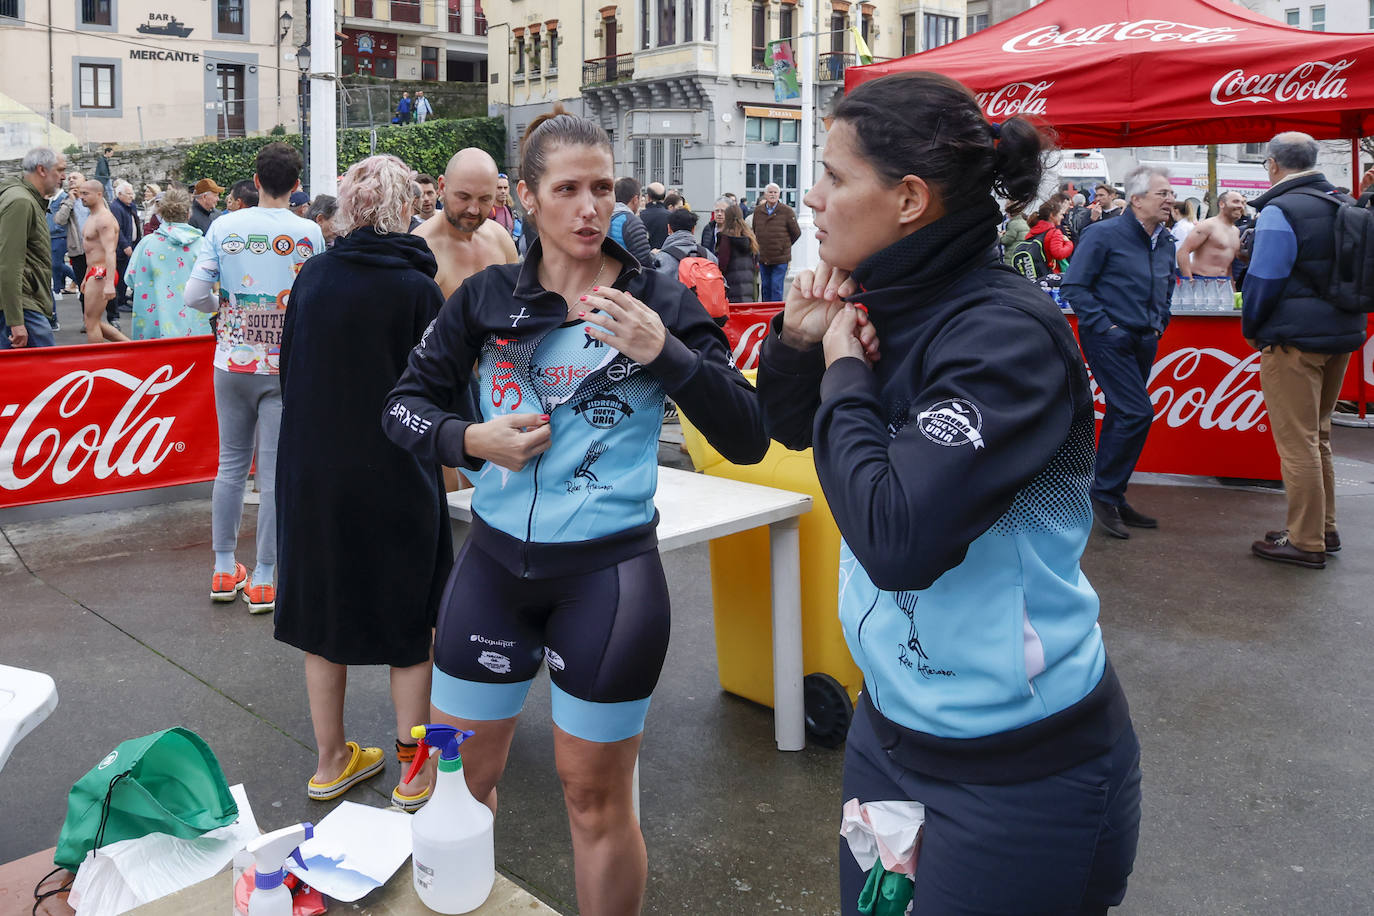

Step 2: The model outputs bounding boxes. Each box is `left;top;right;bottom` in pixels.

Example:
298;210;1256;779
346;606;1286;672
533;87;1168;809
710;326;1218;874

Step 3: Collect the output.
681;400;862;747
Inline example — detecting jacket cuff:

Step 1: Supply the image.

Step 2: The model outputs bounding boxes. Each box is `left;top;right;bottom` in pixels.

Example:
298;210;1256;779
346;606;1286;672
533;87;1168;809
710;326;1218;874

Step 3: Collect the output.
760;312;825;377
436;417;480;471
820;356;876;402
646;333;700;392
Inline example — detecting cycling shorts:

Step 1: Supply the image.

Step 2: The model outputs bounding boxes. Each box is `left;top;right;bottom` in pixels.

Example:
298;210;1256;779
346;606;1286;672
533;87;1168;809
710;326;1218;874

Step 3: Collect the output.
431;541;671;743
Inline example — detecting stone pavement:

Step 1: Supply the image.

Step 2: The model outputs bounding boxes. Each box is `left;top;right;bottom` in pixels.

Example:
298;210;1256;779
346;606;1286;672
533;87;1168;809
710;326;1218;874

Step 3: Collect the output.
4;432;1374;914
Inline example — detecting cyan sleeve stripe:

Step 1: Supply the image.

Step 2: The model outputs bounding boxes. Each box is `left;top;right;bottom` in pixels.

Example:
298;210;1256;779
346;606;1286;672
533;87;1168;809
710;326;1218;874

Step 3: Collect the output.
550;683;651;743
1247;206;1298;281
431;666;533;720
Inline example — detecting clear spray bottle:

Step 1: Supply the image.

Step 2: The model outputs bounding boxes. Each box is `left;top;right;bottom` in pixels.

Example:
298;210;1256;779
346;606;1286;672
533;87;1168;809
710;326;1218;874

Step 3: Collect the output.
403;725;495;914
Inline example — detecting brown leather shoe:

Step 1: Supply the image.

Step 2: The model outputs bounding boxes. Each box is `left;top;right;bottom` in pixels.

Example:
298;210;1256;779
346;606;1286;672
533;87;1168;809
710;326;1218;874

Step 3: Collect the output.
1264;529;1340;554
1252;535;1325;569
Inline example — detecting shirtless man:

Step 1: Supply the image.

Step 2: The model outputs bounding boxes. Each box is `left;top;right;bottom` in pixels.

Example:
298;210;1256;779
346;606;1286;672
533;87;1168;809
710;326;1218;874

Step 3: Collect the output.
76;179;129;343
413;148;518;298
1176;189;1245;309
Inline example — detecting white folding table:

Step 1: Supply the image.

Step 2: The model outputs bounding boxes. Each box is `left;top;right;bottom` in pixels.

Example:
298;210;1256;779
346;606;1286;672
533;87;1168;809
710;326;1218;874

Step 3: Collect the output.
447;466;813;751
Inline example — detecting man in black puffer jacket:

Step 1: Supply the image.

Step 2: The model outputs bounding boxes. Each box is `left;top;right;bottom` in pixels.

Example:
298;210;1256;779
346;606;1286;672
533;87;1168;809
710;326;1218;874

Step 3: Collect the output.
1243;131;1368;570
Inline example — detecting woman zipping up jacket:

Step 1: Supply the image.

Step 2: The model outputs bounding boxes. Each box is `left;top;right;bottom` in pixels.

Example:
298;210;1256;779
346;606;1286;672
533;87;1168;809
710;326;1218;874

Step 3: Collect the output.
382;106;767;915
757;71;1141;914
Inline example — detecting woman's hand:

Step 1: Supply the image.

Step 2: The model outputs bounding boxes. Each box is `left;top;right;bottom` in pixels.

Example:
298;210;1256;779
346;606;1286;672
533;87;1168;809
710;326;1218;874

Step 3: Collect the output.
464;413;552;472
823;305;871;369
579;286;667;365
780;260;857;349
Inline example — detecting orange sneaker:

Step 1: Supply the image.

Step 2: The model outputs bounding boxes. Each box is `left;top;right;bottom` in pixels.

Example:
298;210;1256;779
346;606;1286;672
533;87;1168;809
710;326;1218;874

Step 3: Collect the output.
211;563;248;602
243;580;275;615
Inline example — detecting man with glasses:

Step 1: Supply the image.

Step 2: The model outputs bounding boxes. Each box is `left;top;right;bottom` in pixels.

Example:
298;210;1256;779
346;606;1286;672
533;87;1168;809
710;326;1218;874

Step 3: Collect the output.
1063;167;1178;539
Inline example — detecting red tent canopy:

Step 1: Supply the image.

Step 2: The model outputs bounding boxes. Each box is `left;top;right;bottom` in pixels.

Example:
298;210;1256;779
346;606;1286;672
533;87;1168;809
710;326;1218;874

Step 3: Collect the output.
845;0;1374;147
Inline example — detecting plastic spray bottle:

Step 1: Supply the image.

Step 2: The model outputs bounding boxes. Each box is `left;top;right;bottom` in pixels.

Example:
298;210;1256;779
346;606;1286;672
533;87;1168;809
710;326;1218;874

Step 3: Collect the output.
403;724;495;914
244;823;314;916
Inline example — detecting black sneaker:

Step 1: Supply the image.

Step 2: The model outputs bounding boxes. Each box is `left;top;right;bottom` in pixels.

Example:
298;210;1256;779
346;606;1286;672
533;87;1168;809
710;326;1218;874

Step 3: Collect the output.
1265;529;1340;553
1091;498;1130;539
1118;503;1157;529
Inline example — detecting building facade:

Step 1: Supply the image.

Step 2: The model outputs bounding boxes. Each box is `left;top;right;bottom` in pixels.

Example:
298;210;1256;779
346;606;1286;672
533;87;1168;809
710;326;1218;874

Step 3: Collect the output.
483;0;966;211
0;0;314;149
338;0;489;82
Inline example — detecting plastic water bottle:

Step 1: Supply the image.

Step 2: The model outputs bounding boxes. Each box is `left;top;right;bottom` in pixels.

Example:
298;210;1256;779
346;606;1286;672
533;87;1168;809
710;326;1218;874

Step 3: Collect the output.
405;725;495;914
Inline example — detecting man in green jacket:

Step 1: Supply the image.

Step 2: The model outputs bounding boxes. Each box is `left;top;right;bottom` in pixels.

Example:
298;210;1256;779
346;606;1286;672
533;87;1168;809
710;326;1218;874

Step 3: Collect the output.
0;147;66;348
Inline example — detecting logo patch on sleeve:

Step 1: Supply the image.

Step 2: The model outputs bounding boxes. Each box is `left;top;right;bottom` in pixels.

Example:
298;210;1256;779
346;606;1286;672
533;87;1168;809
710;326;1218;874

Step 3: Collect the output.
916;399;985;449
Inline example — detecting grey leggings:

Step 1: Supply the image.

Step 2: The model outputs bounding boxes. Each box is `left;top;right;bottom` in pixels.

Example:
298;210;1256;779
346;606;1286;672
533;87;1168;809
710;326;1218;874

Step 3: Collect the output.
212;369;281;565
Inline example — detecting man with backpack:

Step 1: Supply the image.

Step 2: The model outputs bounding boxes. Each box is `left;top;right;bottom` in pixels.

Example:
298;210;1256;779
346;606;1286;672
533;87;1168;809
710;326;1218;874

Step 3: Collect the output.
1243;132;1370;570
609;176;655;267
654;208;728;324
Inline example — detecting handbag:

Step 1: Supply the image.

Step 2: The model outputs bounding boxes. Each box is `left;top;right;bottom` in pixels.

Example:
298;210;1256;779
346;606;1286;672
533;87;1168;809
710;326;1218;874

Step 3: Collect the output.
53;727;238;871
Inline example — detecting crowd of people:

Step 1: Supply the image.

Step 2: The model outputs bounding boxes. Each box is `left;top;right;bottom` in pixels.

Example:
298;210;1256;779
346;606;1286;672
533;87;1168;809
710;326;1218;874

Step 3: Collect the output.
5;69;1374;915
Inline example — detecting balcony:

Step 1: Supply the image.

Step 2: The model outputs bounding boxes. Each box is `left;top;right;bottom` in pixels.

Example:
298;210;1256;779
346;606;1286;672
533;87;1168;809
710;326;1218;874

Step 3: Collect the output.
354;0;372;16
391;0;421;24
582;53;634;87
449;12;461;31
817;51;854;82
474;13;487;35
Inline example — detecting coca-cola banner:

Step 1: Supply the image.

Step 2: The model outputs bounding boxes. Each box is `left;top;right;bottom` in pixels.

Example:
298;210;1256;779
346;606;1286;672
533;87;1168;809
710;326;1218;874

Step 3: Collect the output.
0;337;219;508
846;0;1374;147
722;303;783;372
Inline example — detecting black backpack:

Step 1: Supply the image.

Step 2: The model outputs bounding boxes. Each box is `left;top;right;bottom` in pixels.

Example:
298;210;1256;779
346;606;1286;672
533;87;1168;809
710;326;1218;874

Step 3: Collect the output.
1009;235;1050;281
1292;187;1374;314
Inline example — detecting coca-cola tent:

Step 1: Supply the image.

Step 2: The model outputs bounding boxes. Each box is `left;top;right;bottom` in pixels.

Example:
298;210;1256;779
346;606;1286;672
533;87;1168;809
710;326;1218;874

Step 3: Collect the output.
845;0;1374;147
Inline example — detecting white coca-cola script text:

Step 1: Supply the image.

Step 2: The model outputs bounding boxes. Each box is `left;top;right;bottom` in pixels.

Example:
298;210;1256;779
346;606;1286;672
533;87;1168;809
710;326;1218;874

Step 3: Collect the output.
1088;347;1267;430
976;81;1052;118
1003;20;1242;53
1209;59;1353;107
0;365;192;490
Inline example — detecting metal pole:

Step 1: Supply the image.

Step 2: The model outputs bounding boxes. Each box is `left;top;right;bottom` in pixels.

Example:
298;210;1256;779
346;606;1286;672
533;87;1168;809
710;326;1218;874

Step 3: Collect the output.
795;0;820;274
309;0;338;195
137;105;144;144
47;0;54;148
1206;144;1217;217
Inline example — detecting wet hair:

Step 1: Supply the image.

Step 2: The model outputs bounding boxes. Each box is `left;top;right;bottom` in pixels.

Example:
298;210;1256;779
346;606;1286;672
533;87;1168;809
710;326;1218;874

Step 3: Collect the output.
615;176;641;204
519;102;612;192
1035;193;1069;224
830;71;1052;215
229;179;258;207
667;208;698;232
335;155;412;235
720;204;759;254
255;141;303;197
158;187;191;224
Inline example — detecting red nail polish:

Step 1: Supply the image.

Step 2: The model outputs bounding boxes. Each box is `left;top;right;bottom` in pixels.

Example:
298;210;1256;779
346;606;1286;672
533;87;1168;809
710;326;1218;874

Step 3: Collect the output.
539;414;550;422
592;286;599;292
579;296;587;301
578;311;585;317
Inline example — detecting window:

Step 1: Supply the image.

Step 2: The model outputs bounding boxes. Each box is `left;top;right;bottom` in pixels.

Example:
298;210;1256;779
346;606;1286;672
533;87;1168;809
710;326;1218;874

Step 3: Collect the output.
781;118;798;142
830;11;847;53
861;12;872;45
1310;4;1324;30
746;115;799;144
217;0;244;35
0;0;20;20
633;139;646;186
1284;8;1299;25
779;5;793;41
670;139;683;186
923;13;958;49
752;2;768;70
746;162;798;209
514;35;525;74
1369;0;1373;30
640;0;650;49
704;0;712;40
658;0;675;45
967;13;989;34
685;0;693;41
900;13;916;55
422;46;438;80
78;62;115;108
531;32;542;73
80;0;110;26
548;27;557;69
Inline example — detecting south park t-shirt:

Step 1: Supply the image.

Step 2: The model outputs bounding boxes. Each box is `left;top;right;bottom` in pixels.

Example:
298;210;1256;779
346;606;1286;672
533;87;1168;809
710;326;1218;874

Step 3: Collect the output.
190;206;325;375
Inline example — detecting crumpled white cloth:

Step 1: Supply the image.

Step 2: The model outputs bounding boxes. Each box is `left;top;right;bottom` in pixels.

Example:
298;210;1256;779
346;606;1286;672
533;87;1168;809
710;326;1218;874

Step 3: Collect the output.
69;784;258;916
840;797;925;876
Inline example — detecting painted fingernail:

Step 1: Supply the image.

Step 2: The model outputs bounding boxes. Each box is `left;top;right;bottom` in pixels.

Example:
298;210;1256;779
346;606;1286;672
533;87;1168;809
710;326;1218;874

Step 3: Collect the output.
579;296;587;301
592;286;599;292
539;414;550;422
577;311;586;317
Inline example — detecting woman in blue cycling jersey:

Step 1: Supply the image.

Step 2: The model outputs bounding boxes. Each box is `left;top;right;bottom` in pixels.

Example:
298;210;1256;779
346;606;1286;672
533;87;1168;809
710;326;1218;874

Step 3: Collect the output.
383;105;767;914
758;72;1142;914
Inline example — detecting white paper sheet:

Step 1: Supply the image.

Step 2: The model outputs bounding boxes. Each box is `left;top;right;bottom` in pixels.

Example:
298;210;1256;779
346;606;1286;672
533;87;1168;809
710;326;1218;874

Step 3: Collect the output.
286;801;413;902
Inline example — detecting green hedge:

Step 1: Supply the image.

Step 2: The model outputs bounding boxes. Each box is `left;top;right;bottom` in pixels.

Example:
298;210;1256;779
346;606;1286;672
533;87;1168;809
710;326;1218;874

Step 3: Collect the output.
181;117;506;189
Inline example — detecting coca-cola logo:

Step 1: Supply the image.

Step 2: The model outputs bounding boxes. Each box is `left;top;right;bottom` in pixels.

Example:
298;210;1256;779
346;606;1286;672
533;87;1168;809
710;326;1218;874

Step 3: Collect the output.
730;320;771;371
1088;347;1267;431
975;81;1052;118
1003;20;1242;54
0;365;192;490
1209;59;1353;107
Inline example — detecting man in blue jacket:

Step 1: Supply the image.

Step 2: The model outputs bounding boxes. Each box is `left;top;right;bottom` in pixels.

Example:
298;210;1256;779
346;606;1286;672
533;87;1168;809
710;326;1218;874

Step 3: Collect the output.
1062;167;1177;538
1243;132;1366;570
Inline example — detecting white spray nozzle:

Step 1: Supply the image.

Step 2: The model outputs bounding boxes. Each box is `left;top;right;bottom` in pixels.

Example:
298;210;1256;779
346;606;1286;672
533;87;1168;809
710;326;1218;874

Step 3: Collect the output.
246;822;314;888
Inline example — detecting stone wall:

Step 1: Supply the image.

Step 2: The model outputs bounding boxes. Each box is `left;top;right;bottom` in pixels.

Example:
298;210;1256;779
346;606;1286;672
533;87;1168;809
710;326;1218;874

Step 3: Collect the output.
337;78;487;130
0;143;196;194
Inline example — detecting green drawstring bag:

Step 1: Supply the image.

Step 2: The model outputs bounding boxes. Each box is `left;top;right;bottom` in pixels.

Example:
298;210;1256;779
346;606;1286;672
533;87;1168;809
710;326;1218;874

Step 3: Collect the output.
858;863;915;916
53;727;238;871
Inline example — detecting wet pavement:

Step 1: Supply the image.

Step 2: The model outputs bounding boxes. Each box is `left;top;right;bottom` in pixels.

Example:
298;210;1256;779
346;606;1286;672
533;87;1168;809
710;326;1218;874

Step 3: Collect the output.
4;429;1374;914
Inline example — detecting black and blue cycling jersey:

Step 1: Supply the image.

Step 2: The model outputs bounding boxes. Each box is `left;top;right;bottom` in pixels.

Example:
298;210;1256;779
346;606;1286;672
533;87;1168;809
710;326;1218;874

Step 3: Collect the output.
383;237;768;740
